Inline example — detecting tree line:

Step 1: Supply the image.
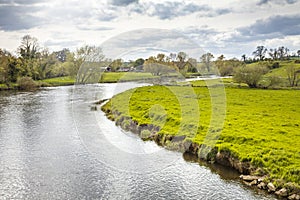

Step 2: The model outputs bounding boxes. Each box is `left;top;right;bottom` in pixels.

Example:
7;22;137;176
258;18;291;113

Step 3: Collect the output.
249;45;300;62
0;35;110;86
1;35;299;88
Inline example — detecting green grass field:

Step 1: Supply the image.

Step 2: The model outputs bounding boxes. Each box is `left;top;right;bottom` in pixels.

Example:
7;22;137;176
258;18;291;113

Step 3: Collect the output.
40;76;75;86
99;72;158;83
266;61;300;76
102;81;300;186
40;73;156;86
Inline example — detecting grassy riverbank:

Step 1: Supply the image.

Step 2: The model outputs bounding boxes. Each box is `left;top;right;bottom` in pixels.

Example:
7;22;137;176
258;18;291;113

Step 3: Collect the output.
99;72;158;83
1;73;159;90
101;80;300;192
40;76;75;86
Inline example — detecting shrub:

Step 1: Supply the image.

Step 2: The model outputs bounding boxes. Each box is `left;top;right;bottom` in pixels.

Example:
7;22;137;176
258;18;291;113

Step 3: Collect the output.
267;75;282;88
219;65;233;76
233;65;268;88
270;62;280;69
17;76;37;90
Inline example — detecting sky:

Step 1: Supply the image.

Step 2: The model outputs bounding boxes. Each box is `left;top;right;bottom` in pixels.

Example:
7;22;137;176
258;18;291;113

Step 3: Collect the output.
0;0;300;60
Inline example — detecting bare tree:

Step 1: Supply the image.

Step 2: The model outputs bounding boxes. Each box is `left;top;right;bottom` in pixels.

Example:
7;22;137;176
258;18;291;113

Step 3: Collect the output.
200;52;214;72
252;46;267;61
277;46;289;60
269;48;278;60
169;53;176;62
76;45;106;84
18;35;39;59
286;65;300;87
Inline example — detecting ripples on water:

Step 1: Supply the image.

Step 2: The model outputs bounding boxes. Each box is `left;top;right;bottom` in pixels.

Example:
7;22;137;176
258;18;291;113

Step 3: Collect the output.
0;85;276;199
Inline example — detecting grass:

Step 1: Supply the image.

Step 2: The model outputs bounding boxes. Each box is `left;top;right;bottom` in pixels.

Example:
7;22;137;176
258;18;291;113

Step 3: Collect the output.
0;83;17;90
261;61;300;87
99;72;158;83
0;83;9;90
40;76;75;86
40;72;157;86
102;81;300;186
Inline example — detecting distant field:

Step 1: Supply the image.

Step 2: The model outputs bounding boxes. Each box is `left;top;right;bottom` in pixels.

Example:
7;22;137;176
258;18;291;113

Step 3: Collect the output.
102;82;300;185
41;76;75;86
40;73;158;85
99;72;158;83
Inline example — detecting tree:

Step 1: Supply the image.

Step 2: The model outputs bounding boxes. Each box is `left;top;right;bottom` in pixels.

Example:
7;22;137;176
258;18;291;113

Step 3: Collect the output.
269;48;278;60
169;53;176;61
277;46;289;60
133;58;144;67
215;55;225;75
144;62;175;76
55;48;70;62
187;58;197;72
18;35;39;59
176;51;187;70
0;49;13;84
252;46;267;61
200;52;214;72
109;59;123;72
297;50;300;57
76;45;105;84
156;53;165;62
241;54;246;62
233;64;268;88
286;65;300;87
218;58;243;77
144;56;176;76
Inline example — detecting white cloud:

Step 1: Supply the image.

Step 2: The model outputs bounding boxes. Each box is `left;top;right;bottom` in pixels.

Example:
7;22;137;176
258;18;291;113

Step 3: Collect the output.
0;0;300;59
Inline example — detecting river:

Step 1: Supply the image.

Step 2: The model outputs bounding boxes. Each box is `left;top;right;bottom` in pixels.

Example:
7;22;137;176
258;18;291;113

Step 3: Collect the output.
0;83;276;199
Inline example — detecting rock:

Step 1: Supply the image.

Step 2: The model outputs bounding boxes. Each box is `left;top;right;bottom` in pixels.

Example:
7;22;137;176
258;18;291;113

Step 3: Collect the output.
249;179;258;186
288;194;300;200
171;135;186;142
257;182;266;189
257;177;266;183
243;181;252;186
267;182;276;192
275;188;288;197
240;175;260;182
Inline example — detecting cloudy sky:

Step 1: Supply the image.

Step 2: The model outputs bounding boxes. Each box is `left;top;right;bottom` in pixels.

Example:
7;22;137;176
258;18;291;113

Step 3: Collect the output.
0;0;300;60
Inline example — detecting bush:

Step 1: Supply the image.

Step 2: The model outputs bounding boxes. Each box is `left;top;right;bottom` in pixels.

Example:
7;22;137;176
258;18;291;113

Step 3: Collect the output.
268;75;282;88
270;62;280;69
233;65;268;88
219;65;233;76
17;76;37;90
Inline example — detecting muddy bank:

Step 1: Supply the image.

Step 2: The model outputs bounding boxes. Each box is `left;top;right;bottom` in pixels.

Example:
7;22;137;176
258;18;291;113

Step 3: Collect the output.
100;104;300;200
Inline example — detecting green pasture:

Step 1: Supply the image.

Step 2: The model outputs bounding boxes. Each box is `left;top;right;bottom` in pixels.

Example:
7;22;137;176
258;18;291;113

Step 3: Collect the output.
102;81;300;186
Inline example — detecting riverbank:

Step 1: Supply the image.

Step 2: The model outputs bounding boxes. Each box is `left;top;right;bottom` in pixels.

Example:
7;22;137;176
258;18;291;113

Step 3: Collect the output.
100;81;300;199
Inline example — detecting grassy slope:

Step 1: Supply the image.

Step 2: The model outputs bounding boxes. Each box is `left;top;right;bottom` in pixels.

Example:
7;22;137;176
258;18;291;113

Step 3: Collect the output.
266;61;300;77
102;81;300;185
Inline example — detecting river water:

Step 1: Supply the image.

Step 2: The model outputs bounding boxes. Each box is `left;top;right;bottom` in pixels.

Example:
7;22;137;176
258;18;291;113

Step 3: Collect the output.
0;83;276;199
